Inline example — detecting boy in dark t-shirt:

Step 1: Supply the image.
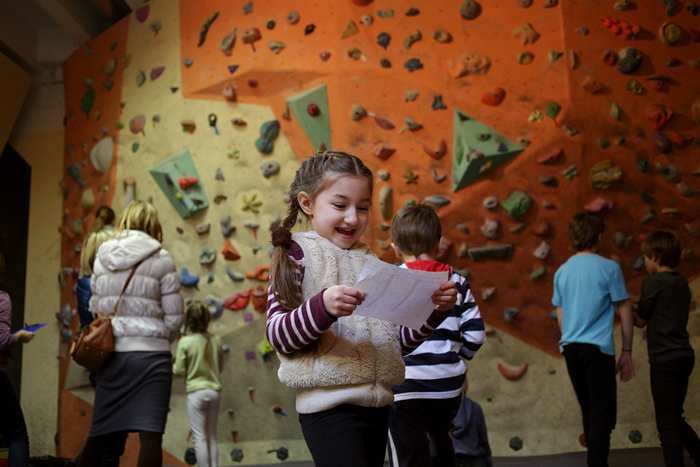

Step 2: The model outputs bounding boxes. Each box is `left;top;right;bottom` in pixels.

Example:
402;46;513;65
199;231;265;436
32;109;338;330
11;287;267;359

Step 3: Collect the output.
634;231;700;467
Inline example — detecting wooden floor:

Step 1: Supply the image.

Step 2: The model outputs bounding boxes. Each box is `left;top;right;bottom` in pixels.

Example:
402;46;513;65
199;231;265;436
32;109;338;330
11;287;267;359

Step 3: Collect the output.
242;447;693;467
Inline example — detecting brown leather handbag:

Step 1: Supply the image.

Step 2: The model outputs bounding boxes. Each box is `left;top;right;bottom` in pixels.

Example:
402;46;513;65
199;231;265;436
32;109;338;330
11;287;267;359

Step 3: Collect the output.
70;259;143;372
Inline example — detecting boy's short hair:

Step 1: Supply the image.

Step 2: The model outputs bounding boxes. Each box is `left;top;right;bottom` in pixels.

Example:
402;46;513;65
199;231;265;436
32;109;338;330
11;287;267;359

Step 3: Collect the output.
568;213;605;251
391;204;442;257
641;231;681;268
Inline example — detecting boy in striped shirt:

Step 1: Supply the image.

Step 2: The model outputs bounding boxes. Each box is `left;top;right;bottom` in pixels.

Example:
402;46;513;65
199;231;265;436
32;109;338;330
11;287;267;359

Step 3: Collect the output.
387;205;487;467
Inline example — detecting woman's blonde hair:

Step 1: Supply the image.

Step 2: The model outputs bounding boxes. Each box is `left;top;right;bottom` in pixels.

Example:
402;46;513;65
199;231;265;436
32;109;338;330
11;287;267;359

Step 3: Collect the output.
114;200;163;242
80;229;112;276
90;206;115;234
80;206;116;276
270;151;373;309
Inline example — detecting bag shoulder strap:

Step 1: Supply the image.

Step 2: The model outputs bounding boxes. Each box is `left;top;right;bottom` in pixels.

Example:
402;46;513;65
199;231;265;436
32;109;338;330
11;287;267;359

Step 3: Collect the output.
109;248;161;317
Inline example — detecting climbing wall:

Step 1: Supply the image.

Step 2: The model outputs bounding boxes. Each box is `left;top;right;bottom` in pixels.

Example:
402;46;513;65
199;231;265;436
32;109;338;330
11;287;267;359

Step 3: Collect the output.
57;0;700;464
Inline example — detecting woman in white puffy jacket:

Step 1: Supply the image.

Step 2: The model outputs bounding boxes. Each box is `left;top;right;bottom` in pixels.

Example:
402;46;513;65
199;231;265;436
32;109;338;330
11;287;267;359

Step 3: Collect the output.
77;200;184;467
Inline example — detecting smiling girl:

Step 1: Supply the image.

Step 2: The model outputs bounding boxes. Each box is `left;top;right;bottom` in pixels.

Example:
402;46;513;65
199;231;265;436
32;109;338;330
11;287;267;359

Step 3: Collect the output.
266;151;458;467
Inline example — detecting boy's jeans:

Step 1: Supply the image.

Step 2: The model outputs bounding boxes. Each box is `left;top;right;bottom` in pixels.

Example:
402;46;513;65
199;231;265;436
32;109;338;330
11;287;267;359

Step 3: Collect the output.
563;343;616;467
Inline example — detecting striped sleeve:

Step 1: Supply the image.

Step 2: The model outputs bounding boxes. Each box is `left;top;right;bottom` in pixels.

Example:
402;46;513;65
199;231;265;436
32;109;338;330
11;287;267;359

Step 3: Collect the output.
453;272;486;360
265;242;337;355
399;306;451;355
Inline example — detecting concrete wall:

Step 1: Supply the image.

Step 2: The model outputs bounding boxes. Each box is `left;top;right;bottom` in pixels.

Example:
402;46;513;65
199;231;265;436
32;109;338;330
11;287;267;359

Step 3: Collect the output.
0;51;32;149
7;129;64;456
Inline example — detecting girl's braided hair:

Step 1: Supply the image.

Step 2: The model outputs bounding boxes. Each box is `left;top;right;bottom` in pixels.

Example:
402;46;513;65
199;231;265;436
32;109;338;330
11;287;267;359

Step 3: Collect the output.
270;151;373;309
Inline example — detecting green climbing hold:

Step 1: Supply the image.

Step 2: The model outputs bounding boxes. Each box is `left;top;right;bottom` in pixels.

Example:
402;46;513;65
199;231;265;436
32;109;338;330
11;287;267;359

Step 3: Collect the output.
501;191;532;220
610;103;621;121
544;102;561;120
132;141;140;153
81;89;95;117
530;266;547;281
254;120;280;154
626;79;643;94
136;70;146;87
637;160;649;173
563;165;579;179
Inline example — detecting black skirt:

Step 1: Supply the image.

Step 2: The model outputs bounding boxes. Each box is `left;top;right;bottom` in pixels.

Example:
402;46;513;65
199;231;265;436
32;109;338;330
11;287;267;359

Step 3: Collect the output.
89;351;172;437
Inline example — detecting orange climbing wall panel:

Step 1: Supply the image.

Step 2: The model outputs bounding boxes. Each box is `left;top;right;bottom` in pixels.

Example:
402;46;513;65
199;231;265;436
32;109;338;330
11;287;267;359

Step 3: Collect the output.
59;15;186;466
178;0;699;355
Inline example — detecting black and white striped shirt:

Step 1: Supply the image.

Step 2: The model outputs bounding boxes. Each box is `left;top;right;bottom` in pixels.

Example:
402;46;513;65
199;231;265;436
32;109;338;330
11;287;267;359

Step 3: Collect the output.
392;261;486;401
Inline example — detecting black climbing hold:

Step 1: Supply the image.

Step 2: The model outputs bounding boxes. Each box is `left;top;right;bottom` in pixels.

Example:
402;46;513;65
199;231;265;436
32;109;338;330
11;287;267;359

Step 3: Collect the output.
184;447;197;465
509;436;523;451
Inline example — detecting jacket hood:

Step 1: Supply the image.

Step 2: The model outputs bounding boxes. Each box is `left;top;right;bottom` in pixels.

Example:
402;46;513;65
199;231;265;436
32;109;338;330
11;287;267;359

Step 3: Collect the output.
97;230;162;271
403;260;452;273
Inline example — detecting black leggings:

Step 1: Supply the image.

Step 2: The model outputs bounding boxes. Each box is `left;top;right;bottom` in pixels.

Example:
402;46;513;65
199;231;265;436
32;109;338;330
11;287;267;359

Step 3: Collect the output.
77;431;162;467
299;404;390;467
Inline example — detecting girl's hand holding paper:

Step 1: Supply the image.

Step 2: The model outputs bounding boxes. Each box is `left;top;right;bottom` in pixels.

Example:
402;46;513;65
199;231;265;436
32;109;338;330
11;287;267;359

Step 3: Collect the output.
323;285;366;318
432;281;458;312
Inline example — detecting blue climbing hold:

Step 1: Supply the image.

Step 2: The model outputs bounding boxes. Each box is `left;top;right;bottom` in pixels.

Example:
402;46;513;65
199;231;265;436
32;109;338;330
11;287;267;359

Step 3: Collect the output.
404;58;423;72
204;295;224;319
199;248;217;266
66;163;86;188
377;32;391;49
631;254;645;269
431;95;447;110
180;268;200;289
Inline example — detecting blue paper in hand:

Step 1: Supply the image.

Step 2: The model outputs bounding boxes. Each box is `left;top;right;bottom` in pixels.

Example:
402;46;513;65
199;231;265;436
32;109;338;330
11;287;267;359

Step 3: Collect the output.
19;323;47;333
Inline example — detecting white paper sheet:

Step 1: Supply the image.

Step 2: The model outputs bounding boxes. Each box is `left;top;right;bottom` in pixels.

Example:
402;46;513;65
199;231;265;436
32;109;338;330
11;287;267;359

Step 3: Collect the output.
352;256;449;329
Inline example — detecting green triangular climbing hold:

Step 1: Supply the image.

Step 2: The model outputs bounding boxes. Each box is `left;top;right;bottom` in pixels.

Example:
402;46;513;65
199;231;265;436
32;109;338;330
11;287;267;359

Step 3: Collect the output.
149;149;209;219
285;85;331;151
452;108;525;192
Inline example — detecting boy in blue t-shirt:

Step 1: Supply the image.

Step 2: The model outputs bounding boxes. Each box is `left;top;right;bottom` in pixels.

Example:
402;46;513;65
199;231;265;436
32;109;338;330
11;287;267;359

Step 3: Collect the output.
552;213;634;467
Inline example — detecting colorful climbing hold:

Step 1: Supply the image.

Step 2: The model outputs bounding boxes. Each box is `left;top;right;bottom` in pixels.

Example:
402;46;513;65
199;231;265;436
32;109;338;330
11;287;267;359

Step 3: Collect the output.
460;0;481;19
481;88;506;106
377;32;391;49
517;51;535;65
150;66;164;80
342;20;359;38
403;30;421;50
255;120;280;154
198;11;219;47
431;95;447;110
307;103;320;116
404;58;424;72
